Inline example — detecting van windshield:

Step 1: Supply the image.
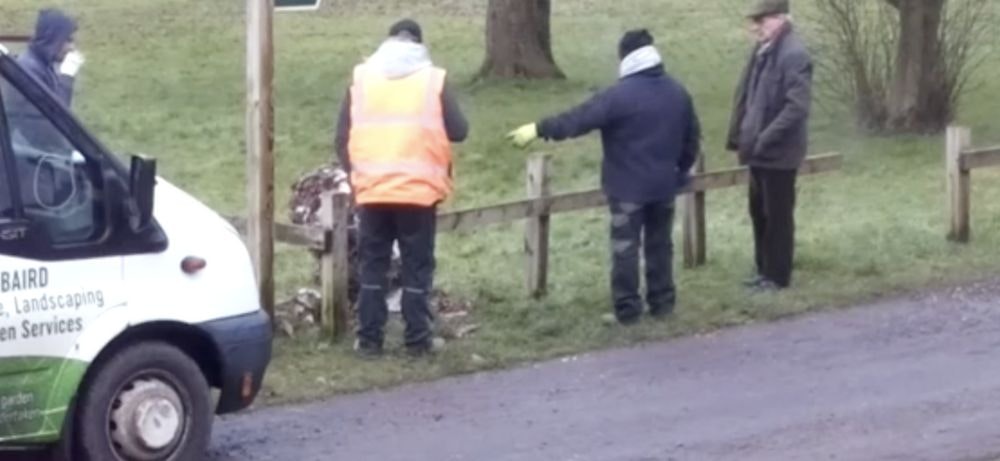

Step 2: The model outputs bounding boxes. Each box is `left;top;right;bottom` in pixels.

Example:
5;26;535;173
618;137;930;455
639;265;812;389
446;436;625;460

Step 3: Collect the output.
0;51;128;177
1;67;104;243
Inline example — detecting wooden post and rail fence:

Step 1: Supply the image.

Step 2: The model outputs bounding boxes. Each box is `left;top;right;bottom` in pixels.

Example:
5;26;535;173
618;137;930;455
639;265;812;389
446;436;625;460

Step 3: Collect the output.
231;152;842;339
945;126;1000;243
9;24;990;342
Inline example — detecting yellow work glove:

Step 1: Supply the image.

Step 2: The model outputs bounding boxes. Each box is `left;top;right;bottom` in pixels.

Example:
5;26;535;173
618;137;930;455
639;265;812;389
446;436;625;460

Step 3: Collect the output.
506;123;539;149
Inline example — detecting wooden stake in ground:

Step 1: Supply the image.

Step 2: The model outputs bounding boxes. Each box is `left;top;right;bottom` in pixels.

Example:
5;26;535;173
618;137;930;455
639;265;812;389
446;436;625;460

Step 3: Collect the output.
682;155;706;267
479;0;564;79
246;0;276;317
946;126;971;243
525;154;552;298
320;191;351;339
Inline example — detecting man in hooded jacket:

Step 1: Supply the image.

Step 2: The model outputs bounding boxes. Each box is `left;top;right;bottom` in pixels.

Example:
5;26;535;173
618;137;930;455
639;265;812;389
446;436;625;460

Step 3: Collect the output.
4;8;84;227
17;8;83;108
334;19;468;358
507;29;701;325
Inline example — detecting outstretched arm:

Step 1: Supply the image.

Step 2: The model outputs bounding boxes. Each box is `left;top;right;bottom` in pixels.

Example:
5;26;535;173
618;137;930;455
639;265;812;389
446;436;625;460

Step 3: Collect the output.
536;90;616;141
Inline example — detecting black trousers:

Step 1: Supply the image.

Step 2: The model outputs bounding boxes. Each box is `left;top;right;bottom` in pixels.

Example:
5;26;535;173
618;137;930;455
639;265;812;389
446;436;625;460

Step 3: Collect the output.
748;167;798;287
356;204;436;348
609;199;676;321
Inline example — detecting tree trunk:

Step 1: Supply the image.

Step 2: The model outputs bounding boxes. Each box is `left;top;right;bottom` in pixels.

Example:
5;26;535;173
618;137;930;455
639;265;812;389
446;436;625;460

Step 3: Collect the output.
479;0;565;79
887;0;948;133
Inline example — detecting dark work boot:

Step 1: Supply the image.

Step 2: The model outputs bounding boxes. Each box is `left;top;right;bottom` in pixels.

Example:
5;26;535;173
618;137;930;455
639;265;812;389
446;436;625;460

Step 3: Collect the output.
743;273;766;288
406;337;445;358
601;312;640;326
750;278;782;293
353;338;383;360
648;305;675;320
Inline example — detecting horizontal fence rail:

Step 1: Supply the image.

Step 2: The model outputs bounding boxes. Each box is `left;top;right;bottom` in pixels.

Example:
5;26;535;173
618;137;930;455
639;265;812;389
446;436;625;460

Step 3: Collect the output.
229;152;842;338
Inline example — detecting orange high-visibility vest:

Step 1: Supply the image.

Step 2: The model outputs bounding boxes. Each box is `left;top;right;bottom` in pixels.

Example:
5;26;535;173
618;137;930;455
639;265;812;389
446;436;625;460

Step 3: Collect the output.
348;64;452;207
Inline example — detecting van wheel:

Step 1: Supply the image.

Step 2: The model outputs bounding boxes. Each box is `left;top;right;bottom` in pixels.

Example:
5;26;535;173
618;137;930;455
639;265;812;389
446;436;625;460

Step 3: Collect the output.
75;342;212;461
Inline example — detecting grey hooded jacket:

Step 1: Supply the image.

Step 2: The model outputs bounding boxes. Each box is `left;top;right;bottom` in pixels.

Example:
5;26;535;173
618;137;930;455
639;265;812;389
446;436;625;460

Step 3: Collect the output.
726;23;812;170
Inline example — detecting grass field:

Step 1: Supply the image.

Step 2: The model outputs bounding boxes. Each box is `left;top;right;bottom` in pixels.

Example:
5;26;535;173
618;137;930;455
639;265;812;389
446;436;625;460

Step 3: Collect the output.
2;0;1000;405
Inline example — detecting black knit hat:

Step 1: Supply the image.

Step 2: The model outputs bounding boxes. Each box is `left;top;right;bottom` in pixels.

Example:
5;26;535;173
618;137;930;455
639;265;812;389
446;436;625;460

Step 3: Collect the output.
618;29;654;59
389;19;422;43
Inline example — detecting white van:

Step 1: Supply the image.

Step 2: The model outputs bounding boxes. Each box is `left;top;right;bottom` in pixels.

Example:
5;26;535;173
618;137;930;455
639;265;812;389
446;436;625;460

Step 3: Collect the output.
0;43;272;460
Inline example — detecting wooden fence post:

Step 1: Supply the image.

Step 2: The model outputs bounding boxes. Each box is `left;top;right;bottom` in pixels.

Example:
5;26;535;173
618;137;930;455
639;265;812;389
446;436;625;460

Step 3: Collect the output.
946;126;971;243
683;155;707;267
320;191;352;339
525;154;552;298
246;0;276;317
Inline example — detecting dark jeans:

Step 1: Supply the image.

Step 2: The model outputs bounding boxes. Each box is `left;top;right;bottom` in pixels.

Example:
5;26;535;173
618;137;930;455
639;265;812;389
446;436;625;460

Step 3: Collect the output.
356;204;436;348
609;199;676;322
748;167;798;287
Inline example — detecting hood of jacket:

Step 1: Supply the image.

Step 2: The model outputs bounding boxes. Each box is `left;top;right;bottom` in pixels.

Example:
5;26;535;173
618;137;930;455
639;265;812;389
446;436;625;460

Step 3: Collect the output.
29;9;77;64
363;38;432;79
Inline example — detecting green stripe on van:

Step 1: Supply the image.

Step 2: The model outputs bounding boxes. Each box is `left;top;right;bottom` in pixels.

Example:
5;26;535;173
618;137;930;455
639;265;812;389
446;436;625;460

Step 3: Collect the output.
0;357;88;444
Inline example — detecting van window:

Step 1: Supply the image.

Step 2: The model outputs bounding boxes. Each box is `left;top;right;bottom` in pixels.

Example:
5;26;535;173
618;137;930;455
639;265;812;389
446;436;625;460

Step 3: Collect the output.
0;137;12;220
1;74;103;245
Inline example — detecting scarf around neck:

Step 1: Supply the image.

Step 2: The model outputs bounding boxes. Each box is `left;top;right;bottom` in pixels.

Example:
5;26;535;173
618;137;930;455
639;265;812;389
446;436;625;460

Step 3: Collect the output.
618;45;663;78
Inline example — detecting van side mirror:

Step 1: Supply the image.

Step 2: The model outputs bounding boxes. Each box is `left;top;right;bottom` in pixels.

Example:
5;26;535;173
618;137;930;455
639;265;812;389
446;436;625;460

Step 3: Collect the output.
127;154;157;232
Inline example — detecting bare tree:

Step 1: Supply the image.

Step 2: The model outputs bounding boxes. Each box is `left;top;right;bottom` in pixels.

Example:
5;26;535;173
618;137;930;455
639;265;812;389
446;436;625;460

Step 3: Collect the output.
478;0;565;79
811;1;896;131
813;0;994;134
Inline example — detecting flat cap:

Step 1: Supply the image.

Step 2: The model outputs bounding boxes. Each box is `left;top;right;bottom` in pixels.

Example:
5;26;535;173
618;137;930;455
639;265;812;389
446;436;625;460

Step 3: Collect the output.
747;0;790;19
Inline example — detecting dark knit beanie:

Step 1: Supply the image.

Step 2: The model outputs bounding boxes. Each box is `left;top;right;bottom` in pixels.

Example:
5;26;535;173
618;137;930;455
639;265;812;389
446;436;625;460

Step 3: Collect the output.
389;19;423;43
618;29;654;59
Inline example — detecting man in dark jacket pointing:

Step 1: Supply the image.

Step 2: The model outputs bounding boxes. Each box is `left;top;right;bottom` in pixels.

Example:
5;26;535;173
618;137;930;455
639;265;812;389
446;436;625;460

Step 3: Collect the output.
727;0;813;291
507;29;701;325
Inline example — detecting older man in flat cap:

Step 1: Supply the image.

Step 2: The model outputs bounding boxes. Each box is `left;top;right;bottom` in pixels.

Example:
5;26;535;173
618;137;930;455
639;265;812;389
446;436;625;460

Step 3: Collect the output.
726;0;813;292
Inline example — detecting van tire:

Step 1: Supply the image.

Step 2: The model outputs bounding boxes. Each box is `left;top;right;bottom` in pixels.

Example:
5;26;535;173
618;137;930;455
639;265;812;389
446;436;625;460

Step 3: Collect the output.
75;342;213;461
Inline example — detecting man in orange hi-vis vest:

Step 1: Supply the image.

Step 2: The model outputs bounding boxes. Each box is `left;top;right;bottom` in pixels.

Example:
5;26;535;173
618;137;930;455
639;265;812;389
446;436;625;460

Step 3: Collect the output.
335;19;468;358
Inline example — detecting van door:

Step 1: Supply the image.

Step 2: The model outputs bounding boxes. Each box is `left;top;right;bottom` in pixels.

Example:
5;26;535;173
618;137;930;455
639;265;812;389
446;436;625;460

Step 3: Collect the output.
0;67;126;443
